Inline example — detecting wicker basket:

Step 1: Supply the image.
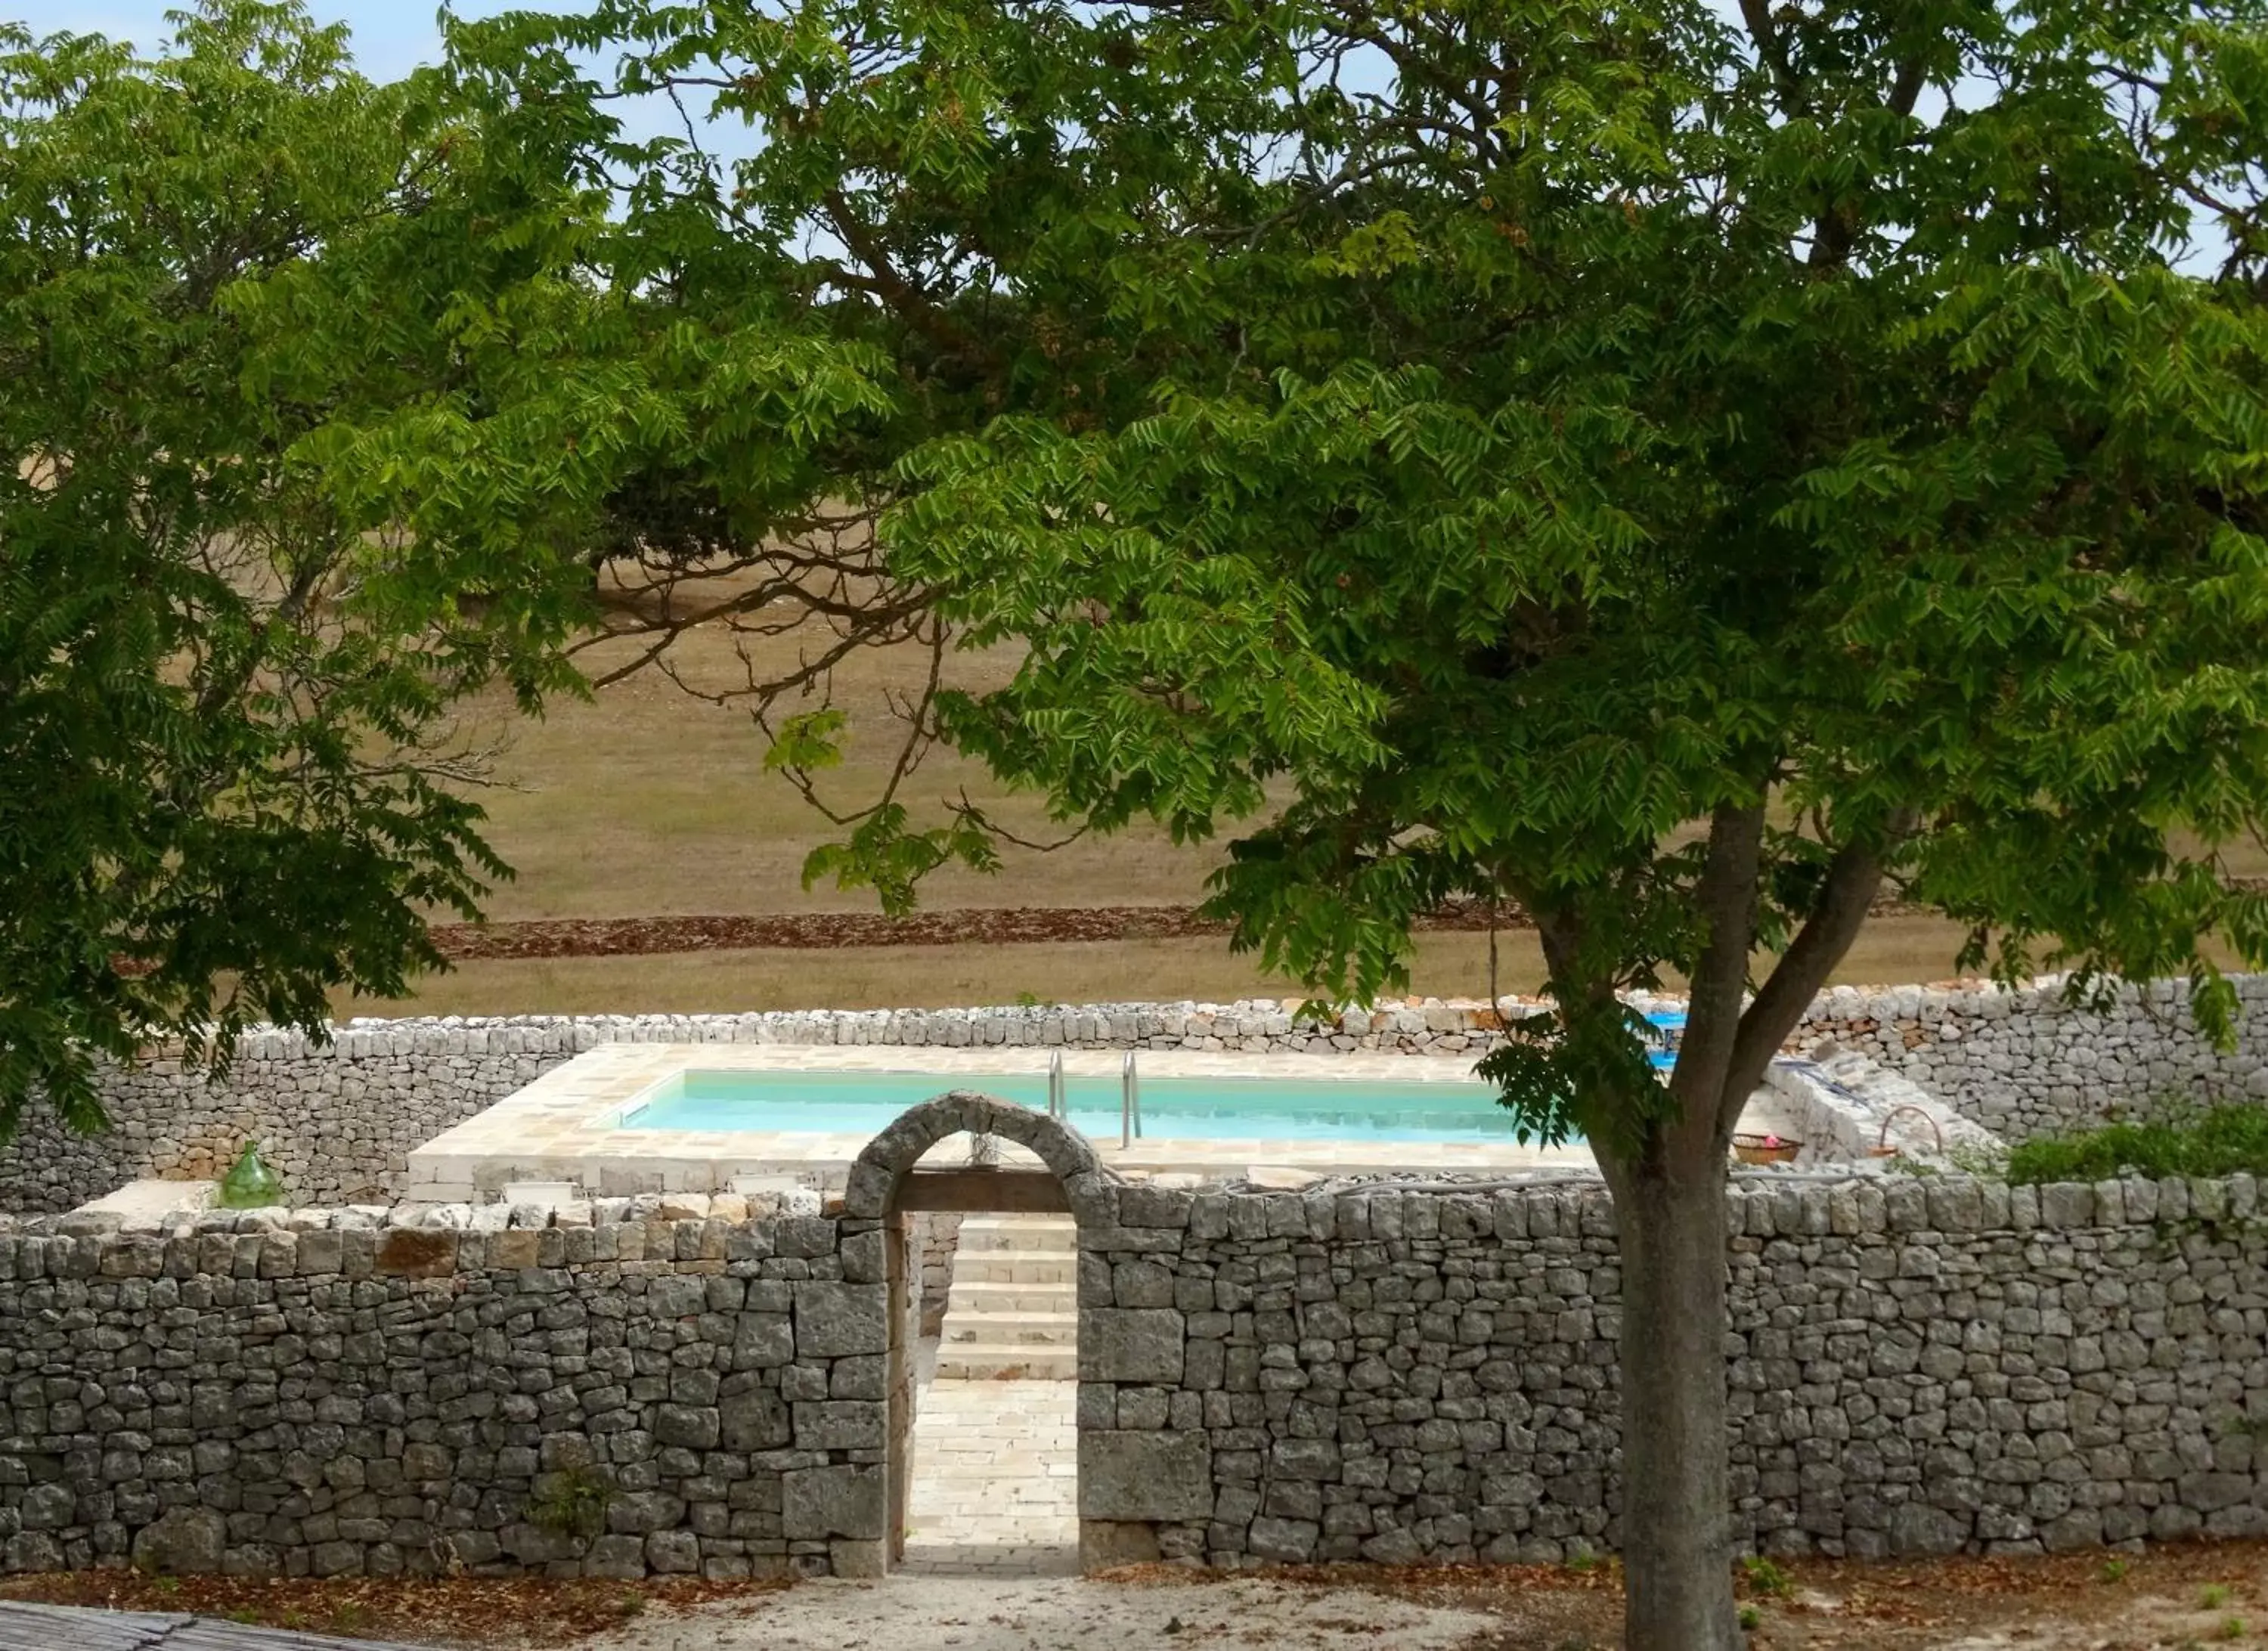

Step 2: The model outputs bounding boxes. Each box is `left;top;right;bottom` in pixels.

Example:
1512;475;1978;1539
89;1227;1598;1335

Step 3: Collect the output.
1732;1133;1802;1166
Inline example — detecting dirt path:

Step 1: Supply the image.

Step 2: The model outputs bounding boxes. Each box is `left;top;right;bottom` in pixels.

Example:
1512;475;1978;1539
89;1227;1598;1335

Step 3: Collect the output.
14;1545;2268;1651
568;1572;1500;1651
544;1547;2268;1651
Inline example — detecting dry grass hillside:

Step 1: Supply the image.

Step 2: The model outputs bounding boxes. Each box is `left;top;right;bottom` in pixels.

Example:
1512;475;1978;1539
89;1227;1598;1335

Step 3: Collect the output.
342;612;2250;1017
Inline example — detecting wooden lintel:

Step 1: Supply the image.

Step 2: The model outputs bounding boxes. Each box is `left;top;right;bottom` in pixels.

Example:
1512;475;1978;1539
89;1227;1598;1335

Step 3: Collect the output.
891;1166;1070;1214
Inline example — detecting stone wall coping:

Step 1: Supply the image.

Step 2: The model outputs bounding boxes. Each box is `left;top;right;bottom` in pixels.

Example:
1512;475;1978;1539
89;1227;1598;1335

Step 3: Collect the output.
18;1170;2266;1272
134;970;2268;1064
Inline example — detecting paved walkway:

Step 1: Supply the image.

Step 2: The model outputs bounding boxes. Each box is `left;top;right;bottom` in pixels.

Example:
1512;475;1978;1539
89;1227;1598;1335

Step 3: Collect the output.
900;1377;1078;1575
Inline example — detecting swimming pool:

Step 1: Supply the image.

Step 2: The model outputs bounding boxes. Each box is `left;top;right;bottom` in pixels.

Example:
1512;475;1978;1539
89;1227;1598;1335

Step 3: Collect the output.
618;1067;1547;1144
607;1008;1681;1145
403;1019;1681;1200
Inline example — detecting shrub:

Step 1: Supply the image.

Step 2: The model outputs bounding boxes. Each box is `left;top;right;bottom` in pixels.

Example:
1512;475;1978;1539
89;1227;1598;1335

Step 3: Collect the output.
527;1467;614;1542
2005;1107;2268;1186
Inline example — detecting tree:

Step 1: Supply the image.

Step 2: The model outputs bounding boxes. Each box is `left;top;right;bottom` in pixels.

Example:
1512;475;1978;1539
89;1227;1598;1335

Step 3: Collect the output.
457;0;2268;1639
0;2;619;1132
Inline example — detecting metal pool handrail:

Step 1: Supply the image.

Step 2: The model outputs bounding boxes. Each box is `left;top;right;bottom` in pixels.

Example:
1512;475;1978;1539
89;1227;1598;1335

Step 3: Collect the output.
1047;1051;1067;1120
1122;1050;1142;1147
1876;1102;1945;1155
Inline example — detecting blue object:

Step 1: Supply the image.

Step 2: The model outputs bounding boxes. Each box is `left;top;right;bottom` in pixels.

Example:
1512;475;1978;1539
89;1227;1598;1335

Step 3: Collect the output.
1642;1007;1684;1073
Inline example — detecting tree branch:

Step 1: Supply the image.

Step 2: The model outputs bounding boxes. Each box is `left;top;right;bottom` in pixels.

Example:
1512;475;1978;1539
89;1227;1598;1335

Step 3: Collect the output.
1737;0;1803;113
1721;805;1921;1120
1888;53;1928;119
1671;800;1766;1131
820;189;993;365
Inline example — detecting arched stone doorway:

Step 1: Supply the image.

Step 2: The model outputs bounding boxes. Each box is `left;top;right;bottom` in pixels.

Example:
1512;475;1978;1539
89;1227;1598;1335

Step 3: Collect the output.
840;1089;1109;1228
838;1090;1210;1575
840;1092;1104;1575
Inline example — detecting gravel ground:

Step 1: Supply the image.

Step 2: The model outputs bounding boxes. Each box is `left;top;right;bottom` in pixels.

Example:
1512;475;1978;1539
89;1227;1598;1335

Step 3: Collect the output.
16;1547;2268;1651
569;1573;1501;1651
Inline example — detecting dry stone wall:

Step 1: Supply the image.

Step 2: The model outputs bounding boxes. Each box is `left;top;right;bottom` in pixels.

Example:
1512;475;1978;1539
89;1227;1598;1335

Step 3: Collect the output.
1800;976;2268;1141
1070;1170;2268;1566
17;976;2268;1212
912;1213;961;1339
14;1164;2268;1578
0;1198;905;1582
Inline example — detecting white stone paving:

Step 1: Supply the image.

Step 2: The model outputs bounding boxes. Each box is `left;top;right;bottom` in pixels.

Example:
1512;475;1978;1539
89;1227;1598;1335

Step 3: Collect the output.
404;1042;1600;1200
899;1378;1079;1575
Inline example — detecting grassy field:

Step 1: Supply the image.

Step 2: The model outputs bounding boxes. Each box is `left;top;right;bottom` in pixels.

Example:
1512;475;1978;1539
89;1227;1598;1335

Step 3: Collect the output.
451;619;1212;924
341;612;2230;1017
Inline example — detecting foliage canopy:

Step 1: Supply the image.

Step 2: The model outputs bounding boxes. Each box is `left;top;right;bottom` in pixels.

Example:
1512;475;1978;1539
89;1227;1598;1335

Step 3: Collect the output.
453;0;2268;1130
0;3;608;1129
11;0;2268;1637
440;0;2268;1636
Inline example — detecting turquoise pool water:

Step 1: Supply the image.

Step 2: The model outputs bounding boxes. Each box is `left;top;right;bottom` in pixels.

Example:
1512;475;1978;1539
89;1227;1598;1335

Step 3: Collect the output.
618;1069;1543;1143
613;1014;1680;1145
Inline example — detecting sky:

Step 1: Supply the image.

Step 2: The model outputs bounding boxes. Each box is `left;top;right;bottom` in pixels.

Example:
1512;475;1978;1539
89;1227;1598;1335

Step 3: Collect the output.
39;4;528;79
30;0;2243;274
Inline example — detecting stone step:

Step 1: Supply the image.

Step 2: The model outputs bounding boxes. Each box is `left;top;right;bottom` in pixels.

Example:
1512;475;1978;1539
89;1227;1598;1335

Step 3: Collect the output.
943;1309;1076;1347
934;1215;1078;1380
956;1215;1077;1254
932;1342;1080;1380
947;1279;1074;1315
954;1250;1077;1286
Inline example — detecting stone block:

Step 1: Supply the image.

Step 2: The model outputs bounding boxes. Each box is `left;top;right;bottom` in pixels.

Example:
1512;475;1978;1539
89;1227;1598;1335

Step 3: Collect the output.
1361;1526;1424;1564
776;1216;839;1259
2039;1182;2095;1229
1270;1438;1341;1480
295;1231;344;1275
782;1465;886;1541
129;1507;225;1574
830;1538;888;1578
794;1282;888;1357
654;1404;721;1451
1079;1520;1163;1569
1080;1308;1185;1384
1248;1516;1321;1563
1078;1430;1213;1522
646;1530;702;1574
2180;1471;2256;1513
720;1389;792;1451
607;1491;687;1535
376;1229;457;1278
20;1485;75;1530
582;1533;647;1579
649;1275;709;1318
792;1400;885;1451
1112;1260;1176;1309
2;1533;62;1572
487;1229;540;1270
1888;1503;1968;1557
501;1522;585;1564
733;1313;794;1368
1117;1186;1194;1229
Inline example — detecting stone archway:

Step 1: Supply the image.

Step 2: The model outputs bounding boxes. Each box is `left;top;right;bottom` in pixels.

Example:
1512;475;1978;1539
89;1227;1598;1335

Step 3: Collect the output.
841;1092;1109;1574
841;1091;1207;1575
840;1089;1111;1224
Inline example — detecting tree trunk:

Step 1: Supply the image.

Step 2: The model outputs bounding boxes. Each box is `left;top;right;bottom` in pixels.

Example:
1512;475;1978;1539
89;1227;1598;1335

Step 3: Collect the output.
1529;802;1902;1649
1603;1137;1741;1651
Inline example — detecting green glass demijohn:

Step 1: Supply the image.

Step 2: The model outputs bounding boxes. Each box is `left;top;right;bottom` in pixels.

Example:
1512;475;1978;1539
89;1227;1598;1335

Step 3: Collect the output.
216;1141;284;1209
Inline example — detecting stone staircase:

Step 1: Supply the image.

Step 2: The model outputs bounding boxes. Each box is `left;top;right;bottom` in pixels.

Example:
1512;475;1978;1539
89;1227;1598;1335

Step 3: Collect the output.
932;1213;1077;1380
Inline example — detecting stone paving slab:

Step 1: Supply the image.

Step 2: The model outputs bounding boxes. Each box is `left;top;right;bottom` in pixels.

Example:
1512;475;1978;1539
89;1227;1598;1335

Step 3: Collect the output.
900;1377;1077;1575
0;1603;423;1651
